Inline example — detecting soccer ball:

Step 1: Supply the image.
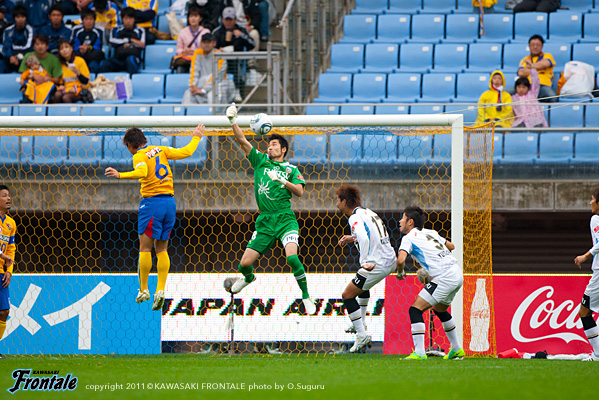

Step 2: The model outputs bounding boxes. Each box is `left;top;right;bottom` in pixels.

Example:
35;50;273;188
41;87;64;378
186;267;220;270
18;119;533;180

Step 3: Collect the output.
416;268;431;284
250;113;273;135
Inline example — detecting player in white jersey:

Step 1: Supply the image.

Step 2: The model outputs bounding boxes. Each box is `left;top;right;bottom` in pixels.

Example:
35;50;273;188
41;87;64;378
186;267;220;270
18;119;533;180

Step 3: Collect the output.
336;185;397;353
573;187;599;362
396;206;465;360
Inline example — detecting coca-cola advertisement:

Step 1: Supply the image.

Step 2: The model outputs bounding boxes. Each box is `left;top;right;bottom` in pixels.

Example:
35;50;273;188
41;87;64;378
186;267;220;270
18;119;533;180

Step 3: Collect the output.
494;274;598;354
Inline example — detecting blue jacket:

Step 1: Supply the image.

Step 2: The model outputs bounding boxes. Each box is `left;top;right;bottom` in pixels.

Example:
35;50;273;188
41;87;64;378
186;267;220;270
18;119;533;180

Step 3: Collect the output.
21;0;52;30
38;22;71;52
0;0;15;25
71;24;103;52
2;23;33;57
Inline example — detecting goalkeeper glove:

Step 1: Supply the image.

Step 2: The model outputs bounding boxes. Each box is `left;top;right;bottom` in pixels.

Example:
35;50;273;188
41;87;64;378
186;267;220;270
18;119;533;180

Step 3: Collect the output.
267;170;287;185
226;102;237;125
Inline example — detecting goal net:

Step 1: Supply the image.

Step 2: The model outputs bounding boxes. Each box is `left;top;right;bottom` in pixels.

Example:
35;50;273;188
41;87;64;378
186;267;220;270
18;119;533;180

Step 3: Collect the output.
0;114;495;357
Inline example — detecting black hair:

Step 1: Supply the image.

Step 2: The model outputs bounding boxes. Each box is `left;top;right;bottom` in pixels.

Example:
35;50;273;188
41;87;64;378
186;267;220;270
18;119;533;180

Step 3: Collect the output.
187;4;206;24
515;77;531;89
528;34;545;45
267;133;289;158
403;206;424;230
33;34;49;45
0;185;9;193
93;0;108;12
122;127;147;149
80;8;96;20
56;39;75;63
335;185;362;209
201;33;216;42
121;7;137;20
49;4;64;16
593;188;599;203
12;5;27;19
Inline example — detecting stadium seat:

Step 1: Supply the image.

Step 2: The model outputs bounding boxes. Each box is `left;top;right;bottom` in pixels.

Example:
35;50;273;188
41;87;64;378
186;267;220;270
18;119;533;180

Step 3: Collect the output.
398;134;432;167
432;44;467;73
347;71;386;102
81;106;117;116
0;74;23;103
397;43;433;73
476;14;513;42
305;105;340;115
362;133;398;167
560;0;593;13
536;133;573;165
66;134;102;167
585;105;599;127
410;14;445;43
340;105;375;115
30;135;68;167
16;106;47;116
174;135;209;172
313;73;352;103
421;0;456;14
127;74;165;104
151;105;185;116
157;14;170;32
102;134;132;168
501;133;538;165
501;71;518;90
444;104;479;125
330;134;362;167
410;104;444;114
503;43;529;70
455;0;473;13
116;105;152;116
47;106;81;116
375;105;409;114
427;133;451;166
419;73;456;103
95;72;129;104
186;106;213;115
377;14;411;43
548;12;582;43
494;0;512;12
353;0;388;14
146;134;172;147
493;133;503;162
542;43;571;69
571;133;599;163
163;74;190;103
328;44;364;73
340;14;377;44
444;14;479;43
550;104;584;127
388;0;422;14
466;43;502;73
0;106;11;116
0;135;22;167
142;45;176;74
581;13;599;42
386;73;421;102
288;135;328;166
455;73;489;103
362;44;399;73
572;43;599;67
514;13;547;42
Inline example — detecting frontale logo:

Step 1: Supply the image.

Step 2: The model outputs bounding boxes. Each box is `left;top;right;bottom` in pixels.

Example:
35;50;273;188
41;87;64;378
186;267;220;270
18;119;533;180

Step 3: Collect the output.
7;369;78;394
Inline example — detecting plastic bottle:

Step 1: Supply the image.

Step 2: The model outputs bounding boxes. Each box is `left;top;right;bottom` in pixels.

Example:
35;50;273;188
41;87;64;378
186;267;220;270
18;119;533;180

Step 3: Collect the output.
469;278;490;352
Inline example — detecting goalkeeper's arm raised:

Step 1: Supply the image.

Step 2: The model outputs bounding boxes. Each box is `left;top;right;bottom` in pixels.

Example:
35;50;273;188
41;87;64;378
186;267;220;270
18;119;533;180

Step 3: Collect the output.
226;103;252;156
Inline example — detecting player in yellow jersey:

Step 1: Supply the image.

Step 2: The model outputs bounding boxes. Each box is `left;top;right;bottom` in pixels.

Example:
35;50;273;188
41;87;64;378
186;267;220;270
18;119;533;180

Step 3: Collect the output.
105;124;204;310
0;185;16;348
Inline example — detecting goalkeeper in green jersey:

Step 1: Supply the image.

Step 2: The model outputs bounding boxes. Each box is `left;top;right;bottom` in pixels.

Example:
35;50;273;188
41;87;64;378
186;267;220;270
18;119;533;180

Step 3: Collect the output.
225;103;316;315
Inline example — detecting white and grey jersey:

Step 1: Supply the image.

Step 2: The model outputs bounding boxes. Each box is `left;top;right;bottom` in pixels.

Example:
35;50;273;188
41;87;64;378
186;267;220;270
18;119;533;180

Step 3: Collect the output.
588;215;599;274
399;228;458;278
348;207;397;268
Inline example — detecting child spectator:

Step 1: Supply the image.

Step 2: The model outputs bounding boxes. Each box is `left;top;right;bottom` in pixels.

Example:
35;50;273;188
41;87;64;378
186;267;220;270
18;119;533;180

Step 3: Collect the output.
71;8;104;73
54;39;90;103
123;0;157;45
0;5;33;73
20;54;55;104
512;66;548;128
476;70;514;128
99;7;145;74
172;4;210;73
38;4;72;54
92;0;120;34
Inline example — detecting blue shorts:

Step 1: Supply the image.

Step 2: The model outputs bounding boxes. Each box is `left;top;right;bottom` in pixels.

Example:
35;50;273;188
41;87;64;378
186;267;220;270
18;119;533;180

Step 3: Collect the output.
138;195;176;241
0;274;9;311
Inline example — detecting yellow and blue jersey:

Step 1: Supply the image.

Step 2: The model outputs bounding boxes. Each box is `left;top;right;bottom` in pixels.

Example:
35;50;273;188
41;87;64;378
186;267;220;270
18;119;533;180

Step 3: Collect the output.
124;0;158;28
0;214;16;274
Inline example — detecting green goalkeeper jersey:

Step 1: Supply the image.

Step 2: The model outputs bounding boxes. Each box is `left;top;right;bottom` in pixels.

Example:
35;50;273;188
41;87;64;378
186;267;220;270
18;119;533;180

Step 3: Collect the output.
247;147;306;213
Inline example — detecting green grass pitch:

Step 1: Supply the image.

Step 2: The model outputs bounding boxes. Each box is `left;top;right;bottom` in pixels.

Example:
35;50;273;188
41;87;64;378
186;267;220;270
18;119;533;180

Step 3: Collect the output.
1;354;597;400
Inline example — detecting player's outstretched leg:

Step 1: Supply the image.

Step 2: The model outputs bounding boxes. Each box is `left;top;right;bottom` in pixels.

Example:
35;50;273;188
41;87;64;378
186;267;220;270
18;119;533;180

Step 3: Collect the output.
152;251;170;311
405;306;427;360
434;310;465;360
343;297;371;353
136;251;152;303
581;313;599;361
287;255;316;315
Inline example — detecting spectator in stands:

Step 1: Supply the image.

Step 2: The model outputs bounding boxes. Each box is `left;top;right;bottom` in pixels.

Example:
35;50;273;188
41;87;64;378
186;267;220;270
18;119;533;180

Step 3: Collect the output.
172;4;210;73
516;34;557;103
0;0;16;40
473;0;496;14
513;0;560;13
182;33;235;104
476;70;514;128
71;8;104;73
220;0;260;54
123;0;157;45
0;5;33;73
54;39;90;103
19;0;52;31
186;0;220;31
18;34;62;88
59;0;80;15
91;0;119;34
20;54;55;103
38;4;71;54
511;66;548;128
99;7;145;74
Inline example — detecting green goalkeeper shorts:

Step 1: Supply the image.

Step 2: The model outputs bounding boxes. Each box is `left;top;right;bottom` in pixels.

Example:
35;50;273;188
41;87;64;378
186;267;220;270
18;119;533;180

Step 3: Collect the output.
247;210;300;254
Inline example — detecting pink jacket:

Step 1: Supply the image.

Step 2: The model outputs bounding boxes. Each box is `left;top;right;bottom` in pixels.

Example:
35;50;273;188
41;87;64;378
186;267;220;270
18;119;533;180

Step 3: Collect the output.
511;68;548;128
176;25;211;56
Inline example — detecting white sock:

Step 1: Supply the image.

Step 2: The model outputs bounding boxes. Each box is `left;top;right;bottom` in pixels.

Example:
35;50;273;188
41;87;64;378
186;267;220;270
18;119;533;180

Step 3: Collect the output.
411;322;426;355
357;297;369;325
348;309;366;336
442;318;461;351
585;326;599;355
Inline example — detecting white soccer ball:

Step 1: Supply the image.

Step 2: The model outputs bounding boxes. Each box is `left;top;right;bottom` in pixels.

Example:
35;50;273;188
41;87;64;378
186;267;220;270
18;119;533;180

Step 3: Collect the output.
250;113;273;135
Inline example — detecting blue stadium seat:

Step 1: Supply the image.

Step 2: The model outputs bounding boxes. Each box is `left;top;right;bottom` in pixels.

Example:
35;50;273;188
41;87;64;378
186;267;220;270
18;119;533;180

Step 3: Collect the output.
288;135;328;166
142;45;176;74
16;106;47;116
330;134;362;167
542;43;571;69
503;43;530;70
386;73;421;102
536;133;573;165
398;134;432;166
377;14;410;43
514;13;547;42
494;0;512;12
501;133;538;165
427;133;451;166
174;135;209;172
585;105;599;127
388;0;422;14
305;105;340;115
375;105;409;114
151;105;185;115
410;104;444;114
501;71;518;90
572;43;599;67
350;73;386;102
340;14;377;44
581;13;599;42
560;0;593;13
363;43;399;73
550;104;584;127
353;0;388;14
340;105;375;115
47;106;81;116
0;135;22;167
0;106;12;116
313;73;352;102
102;134;131;168
411;14;445;43
444;104;479;124
81;106;117;116
419;73;456;103
455;0;473;13
328;44;364;73
467;43;502;72
362;133;398;167
31;135;68;167
548;12;582;43
163;74;190;103
397;43;433;72
0;74;23;103
116;105;152;116
571;133;599;163
66;135;102;167
476;14;513;42
444;14;479;43
127;74;165;103
146;134;172;147
157;14;170;32
186;106;213;115
493;133;503;162
421;0;456;14
432;44;467;73
95;72;128;104
455;73;489;103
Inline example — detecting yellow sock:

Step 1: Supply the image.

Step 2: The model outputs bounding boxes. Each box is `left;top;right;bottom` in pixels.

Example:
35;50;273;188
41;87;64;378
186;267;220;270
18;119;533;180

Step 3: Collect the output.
139;252;152;292
156;251;170;292
0;319;6;340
